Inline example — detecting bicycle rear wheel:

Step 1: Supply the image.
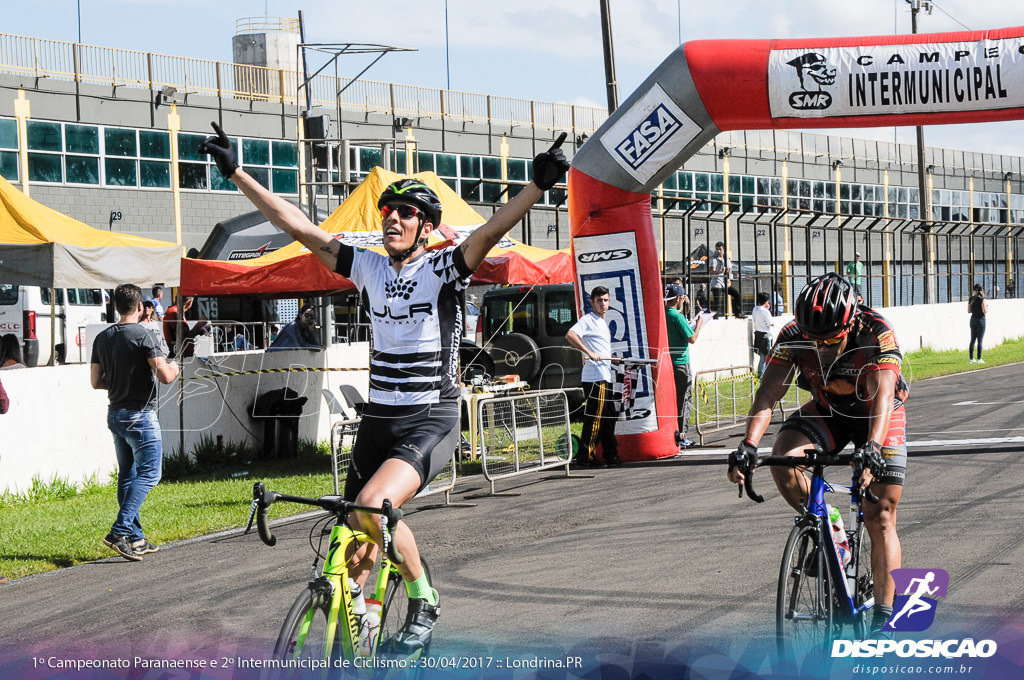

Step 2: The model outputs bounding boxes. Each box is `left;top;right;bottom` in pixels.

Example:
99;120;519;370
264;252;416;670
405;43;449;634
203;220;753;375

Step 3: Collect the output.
777;523;834;660
271;579;338;679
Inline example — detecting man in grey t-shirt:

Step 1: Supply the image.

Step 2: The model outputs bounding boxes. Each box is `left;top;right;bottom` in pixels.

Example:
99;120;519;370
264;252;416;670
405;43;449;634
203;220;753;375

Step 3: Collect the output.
91;284;179;561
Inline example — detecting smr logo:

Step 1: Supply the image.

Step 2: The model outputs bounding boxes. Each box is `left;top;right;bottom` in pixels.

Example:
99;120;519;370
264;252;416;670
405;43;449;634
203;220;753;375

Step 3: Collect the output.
786;52;836;110
884;568;949;632
577;249;632;264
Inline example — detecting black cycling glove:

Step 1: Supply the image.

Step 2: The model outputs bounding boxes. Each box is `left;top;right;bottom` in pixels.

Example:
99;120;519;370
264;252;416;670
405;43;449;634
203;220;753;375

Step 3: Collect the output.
532;132;570;191
728;439;758;475
200;121;239;179
864;440;886;480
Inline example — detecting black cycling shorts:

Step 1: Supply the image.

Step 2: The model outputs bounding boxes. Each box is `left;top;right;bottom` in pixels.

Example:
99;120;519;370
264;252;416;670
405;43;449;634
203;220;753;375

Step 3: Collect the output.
343;401;459;501
778;401;907;486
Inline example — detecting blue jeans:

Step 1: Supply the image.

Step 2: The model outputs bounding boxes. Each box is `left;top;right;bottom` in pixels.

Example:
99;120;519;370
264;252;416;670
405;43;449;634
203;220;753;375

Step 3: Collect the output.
107;409;163;541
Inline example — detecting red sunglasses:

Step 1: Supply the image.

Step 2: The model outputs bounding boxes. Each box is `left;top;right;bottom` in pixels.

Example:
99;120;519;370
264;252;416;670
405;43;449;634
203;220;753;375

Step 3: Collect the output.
380;204;424;220
803;324;851;346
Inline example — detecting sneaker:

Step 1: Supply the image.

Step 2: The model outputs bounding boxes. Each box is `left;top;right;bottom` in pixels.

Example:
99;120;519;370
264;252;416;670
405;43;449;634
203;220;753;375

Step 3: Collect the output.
977;359;985;364
605;456;623;467
131;538;159;555
388;596;440;655
679;438;695;448
104;532;142;562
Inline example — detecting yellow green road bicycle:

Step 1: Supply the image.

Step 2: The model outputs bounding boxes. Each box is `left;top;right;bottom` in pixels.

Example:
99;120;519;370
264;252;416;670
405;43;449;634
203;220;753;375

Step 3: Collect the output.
246;482;429;677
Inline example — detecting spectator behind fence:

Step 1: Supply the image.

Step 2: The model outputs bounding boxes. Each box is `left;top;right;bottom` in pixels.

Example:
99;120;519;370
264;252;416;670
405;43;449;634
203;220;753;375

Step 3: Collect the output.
770;281;785;316
1007;278;1016;299
845;252;865;294
268;305;321;351
968;283;988;364
709;241;743;318
163;296;210;359
751;292;773;377
140;301;169;355
0;334;26;369
145;285;165;319
233;325;254;351
664;284;705;451
91;283;179;561
565;286;622;468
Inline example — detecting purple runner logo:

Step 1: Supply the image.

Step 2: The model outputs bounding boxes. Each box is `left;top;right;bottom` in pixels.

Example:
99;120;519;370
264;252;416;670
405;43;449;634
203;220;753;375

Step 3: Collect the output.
885;568;949;632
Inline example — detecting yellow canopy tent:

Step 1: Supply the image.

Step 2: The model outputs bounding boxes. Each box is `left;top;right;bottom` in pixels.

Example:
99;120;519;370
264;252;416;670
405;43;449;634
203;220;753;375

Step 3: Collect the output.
181;167;570;296
0;174;181;287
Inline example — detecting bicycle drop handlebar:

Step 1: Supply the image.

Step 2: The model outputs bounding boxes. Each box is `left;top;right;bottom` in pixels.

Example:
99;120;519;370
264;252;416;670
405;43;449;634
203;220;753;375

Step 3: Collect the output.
245;481;405;565
737;448;880;505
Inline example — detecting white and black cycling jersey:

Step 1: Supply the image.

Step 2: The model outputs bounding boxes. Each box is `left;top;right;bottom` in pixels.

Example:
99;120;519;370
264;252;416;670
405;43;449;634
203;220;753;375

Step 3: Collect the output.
336;244;473;405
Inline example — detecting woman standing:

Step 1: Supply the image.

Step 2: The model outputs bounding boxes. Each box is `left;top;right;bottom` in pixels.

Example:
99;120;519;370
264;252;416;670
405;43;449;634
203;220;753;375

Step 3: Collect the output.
968;283;988;364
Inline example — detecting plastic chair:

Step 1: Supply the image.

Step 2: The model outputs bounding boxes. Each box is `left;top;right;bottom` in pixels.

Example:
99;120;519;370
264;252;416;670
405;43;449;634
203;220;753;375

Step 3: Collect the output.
339;384;367;417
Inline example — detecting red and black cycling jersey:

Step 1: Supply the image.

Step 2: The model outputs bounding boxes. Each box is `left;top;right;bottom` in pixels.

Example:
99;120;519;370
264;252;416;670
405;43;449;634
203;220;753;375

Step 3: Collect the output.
767;306;910;418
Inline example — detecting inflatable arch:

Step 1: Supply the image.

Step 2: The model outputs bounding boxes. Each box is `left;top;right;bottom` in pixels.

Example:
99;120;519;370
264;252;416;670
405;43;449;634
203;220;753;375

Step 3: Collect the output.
569;26;1024;459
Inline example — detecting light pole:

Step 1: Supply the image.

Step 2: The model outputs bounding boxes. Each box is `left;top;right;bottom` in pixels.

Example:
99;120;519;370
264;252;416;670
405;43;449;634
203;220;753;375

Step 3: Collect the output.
908;0;934;303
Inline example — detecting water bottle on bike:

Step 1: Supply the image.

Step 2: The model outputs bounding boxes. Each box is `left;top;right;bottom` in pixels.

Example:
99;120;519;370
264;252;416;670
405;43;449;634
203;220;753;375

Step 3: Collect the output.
828;504;852;567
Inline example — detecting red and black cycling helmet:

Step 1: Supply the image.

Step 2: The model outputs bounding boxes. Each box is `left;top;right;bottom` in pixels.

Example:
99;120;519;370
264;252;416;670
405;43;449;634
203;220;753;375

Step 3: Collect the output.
794;272;858;337
377;178;442;227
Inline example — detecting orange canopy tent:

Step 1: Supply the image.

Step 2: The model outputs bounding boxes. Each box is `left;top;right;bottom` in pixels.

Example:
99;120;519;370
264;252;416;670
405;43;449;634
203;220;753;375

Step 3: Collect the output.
180;167;571;297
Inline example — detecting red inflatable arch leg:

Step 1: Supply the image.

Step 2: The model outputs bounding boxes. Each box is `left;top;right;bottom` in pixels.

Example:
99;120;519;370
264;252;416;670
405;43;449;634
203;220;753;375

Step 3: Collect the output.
568;26;1024;460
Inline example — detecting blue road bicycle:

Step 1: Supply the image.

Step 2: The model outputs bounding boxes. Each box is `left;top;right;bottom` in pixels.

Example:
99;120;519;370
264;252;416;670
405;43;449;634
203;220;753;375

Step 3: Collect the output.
737;447;879;657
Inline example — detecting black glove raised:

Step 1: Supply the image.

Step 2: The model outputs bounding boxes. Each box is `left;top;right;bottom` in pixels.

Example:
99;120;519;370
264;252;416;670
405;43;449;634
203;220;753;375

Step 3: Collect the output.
200;121;239;179
728;439;758;476
532;132;570;191
864;440;886;479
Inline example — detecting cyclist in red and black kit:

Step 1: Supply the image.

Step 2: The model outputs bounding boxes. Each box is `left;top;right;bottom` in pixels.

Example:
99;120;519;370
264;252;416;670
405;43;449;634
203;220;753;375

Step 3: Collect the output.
727;272;909;637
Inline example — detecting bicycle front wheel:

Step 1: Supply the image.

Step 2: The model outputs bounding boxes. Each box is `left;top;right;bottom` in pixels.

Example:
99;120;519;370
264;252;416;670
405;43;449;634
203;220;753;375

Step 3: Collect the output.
851;521;875;638
379;558;431;659
271;580;337;678
777;523;834;659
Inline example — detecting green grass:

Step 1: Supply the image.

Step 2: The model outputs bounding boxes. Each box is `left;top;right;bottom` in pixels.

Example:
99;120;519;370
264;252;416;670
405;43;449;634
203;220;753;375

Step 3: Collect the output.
0;443;335;580
3;338;1022;581
696;336;1024;427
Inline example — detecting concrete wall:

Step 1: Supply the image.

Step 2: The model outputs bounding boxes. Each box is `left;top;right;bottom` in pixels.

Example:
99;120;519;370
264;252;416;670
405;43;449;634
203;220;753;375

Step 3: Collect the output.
3;301;1023;495
1;343;369;495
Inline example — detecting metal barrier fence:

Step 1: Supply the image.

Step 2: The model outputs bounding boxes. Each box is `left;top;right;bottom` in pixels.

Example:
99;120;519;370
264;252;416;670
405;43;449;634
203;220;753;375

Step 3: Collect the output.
694;365;757;445
472;389;573;497
693;365;810;445
663;203;1024;316
0;31;604;134
330;420;461;505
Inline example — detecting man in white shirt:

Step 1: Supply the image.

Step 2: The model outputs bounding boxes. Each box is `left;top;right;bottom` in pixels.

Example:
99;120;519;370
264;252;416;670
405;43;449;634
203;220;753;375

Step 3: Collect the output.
565;286;621;467
751;292;773;377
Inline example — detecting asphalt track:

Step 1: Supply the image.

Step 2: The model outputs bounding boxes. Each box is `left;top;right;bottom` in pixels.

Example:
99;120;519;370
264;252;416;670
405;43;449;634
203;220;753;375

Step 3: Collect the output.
2;363;1023;679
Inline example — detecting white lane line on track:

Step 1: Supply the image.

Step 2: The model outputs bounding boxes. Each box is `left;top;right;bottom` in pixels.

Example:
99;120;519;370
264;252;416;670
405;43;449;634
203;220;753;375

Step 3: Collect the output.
679;436;1024;457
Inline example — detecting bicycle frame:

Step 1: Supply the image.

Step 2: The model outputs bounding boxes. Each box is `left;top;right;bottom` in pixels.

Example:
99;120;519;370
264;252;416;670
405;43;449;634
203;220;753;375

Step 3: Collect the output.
292;521;398;663
804;466;873;621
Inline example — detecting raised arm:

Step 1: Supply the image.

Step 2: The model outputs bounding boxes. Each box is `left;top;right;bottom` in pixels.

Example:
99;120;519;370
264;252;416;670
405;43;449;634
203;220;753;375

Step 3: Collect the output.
201;123;340;270
460;133;570;270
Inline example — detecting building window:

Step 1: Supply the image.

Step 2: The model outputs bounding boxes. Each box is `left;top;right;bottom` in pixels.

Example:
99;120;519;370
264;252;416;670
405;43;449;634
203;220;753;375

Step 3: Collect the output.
0;118;17;181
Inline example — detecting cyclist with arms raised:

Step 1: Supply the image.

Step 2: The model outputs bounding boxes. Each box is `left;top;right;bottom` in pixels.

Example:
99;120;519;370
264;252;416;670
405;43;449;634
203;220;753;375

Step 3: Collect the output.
202;123;569;653
726;272;909;638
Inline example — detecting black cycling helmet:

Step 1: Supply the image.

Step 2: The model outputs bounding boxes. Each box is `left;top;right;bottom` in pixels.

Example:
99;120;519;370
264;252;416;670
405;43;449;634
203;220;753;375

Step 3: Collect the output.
377;178;442;227
795;272;858;337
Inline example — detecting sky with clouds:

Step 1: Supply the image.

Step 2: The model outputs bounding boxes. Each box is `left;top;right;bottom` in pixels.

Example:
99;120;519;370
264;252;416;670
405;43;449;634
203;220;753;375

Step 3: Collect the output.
8;0;1024;156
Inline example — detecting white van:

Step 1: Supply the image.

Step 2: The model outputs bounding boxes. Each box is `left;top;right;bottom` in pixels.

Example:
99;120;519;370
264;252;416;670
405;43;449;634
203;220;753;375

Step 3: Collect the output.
0;284;108;366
